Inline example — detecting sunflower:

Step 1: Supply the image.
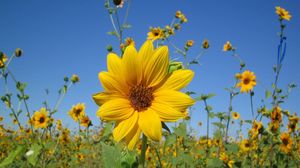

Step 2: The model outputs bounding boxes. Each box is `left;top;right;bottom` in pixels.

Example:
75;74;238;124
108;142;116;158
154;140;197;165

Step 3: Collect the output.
232;111;240;120
288;114;299;133
147;27;164;41
30;107;49;129
240;139;251;152
236;70;256;93
68;103;85;122
0;53;8;68
202;39;209;49
280;132;293;154
125;37;135;47
276;6;291;21
185;40;194;47
250;120;263;138
271;106;282;123
93;40;195;149
80;116;92;127
223;41;232;51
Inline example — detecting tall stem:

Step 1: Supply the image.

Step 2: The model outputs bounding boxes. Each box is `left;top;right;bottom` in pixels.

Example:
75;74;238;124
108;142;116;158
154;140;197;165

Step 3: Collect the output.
140;134;148;167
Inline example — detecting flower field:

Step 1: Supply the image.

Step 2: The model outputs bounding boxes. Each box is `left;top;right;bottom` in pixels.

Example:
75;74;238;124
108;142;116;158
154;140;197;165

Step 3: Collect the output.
0;1;299;167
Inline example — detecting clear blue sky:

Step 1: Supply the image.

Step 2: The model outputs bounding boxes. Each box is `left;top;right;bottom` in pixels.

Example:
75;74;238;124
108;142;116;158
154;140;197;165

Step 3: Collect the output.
1;0;300;136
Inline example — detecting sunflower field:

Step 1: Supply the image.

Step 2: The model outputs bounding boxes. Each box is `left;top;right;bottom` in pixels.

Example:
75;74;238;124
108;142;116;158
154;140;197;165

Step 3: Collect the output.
0;0;300;167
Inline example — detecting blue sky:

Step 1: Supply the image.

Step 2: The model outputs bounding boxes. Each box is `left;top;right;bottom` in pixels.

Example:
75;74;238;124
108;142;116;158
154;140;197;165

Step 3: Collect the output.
1;0;300;136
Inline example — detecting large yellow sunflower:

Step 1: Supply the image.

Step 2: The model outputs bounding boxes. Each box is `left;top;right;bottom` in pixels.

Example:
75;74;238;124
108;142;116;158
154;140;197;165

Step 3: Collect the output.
93;40;195;149
236;70;256;93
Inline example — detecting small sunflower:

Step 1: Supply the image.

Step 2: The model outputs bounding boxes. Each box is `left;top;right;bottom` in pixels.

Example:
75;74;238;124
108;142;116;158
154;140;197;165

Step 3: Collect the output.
30;107;49;129
0;54;8;68
250;120;263;138
185;40;194;47
223;41;232;51
125;37;135;47
93;40;195;149
68;103;85;122
240;139;252;152
280;132;293;154
236;70;256;93
276;6;291;21
271;106;282;123
288;115;299;133
147;27;164;41
80;116;92;127
202;39;209;49
232;112;240;120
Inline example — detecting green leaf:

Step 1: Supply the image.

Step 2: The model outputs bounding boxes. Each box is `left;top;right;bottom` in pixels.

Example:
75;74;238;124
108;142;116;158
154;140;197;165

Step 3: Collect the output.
122;24;132;29
208;112;215;118
27;143;42;166
212;122;225;129
0;146;25;167
101;142;122;168
207;158;223;168
265;90;271;99
103;122;114;137
224;143;239;153
174;122;187;138
164;134;176;148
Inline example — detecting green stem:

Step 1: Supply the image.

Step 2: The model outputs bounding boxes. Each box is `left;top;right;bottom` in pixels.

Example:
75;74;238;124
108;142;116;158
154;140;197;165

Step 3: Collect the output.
140;134;148;167
203;99;210;157
154;147;162;168
250;91;254;119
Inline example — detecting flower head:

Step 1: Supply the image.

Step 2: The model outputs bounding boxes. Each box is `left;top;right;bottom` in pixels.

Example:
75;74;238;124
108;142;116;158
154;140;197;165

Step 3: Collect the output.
232;112;240;120
0;53;8;69
236;70;256;93
147;27;164;41
240;139;252;152
93;40;195;149
80;116;92;127
185;40;194;47
202;39;209;49
30;107;49;129
71;74;80;83
223;41;232;51
276;6;291;21
280;132;293;153
250;120;263;138
68;103;85;122
125;37;135;47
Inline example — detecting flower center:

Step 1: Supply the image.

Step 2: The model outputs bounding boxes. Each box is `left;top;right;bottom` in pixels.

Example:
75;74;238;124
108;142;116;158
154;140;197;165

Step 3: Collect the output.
243;77;250;85
282;138;289;145
129;85;154;111
39;117;45;123
75;109;82;115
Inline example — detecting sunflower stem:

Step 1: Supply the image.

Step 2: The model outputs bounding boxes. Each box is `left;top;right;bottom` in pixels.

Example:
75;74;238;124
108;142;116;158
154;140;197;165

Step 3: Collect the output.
140;134;148;167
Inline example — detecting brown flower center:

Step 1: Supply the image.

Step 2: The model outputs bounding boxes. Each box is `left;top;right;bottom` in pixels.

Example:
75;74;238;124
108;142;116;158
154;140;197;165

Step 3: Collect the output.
129;85;154;111
75;108;82;115
39;117;45;123
282;138;289;146
243;77;250;85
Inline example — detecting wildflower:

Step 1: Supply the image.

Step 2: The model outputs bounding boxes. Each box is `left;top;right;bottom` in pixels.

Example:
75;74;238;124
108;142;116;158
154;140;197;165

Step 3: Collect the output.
174;24;180;30
113;0;124;8
147;27;164;41
271;106;282;123
175;11;183;18
240;139;251;152
125;37;135;47
0;53;8;68
232;112;240;120
250;120;263;138
280;132;293;153
0;116;3;121
220;152;234;168
68;103;85;122
56;120;62;130
59;129;71;144
165;26;174;35
93;40;195;149
236;70;256;93
80;116;92;127
76;153;84;161
71;74;80;83
275;6;291;21
202;39;209;49
288;114;299;133
30;108;49;129
15;48;22;57
185;40;194;47
223;41;232;51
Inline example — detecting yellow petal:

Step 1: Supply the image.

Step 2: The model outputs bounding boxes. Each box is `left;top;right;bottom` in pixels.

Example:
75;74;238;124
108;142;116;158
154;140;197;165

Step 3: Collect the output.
92;92;123;106
154;90;195;112
122;46;142;85
158;69;194;91
138;109;162;141
113;112;138;142
143;46;169;87
126;128;141;150
107;53;124;77
96;98;134;121
98;72;128;95
150;101;185;122
139;40;154;64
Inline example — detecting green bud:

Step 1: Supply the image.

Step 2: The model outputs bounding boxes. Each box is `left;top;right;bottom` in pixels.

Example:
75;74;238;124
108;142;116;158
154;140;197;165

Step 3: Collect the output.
15;48;23;57
106;45;113;52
